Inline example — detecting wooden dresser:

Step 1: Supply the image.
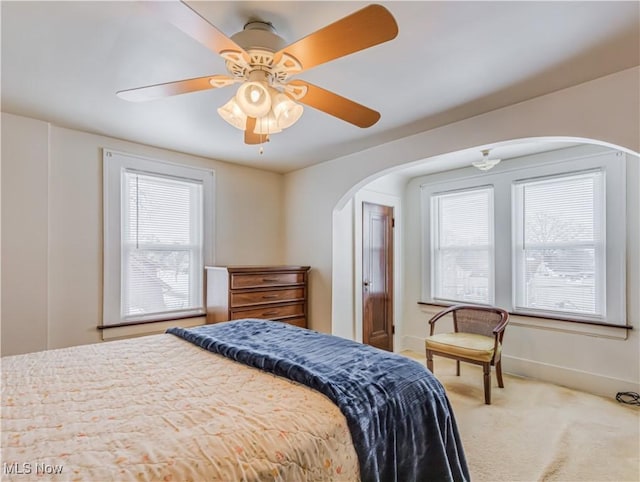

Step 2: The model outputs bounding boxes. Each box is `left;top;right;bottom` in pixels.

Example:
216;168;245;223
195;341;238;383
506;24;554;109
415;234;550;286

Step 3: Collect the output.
205;266;310;328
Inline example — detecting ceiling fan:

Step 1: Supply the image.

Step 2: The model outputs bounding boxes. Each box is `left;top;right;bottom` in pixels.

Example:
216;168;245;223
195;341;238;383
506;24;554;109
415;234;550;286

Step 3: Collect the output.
117;1;398;145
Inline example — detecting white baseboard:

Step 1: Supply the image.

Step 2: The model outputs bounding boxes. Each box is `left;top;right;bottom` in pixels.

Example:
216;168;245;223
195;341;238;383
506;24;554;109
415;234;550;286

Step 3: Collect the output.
502;355;639;399
402;335;639;399
402;335;426;354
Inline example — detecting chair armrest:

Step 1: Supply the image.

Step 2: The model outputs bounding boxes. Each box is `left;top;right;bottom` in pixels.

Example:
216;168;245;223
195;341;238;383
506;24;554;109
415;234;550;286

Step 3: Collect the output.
491;312;509;360
427;305;461;336
427;305;458;325
492;313;510;335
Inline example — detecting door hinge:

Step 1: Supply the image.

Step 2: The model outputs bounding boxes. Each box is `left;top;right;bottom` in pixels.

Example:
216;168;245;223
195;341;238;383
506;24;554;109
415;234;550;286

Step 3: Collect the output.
392;218;395;228
392;325;396;335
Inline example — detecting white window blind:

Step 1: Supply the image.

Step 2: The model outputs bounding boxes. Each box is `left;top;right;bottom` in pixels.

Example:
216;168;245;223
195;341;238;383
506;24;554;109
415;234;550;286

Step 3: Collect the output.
122;171;203;320
431;187;494;304
514;170;605;318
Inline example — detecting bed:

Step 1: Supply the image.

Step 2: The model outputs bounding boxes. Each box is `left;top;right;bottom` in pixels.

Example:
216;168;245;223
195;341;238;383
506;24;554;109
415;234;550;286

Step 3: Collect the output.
2;319;469;481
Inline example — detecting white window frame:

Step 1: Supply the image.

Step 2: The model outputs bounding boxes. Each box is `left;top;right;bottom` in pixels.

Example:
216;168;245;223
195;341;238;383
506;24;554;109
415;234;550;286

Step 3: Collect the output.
421;146;626;326
103;149;215;326
430;186;495;305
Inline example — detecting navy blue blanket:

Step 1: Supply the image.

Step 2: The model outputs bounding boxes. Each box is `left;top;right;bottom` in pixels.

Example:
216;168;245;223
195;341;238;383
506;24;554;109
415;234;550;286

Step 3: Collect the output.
167;319;469;482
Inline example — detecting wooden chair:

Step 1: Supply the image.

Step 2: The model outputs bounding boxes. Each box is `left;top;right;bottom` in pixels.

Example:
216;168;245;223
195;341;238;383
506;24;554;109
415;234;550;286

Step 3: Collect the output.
425;305;509;404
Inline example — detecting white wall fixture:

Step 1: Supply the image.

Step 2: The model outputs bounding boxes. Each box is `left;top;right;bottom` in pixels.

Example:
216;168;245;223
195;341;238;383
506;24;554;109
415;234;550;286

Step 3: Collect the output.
472;149;502;171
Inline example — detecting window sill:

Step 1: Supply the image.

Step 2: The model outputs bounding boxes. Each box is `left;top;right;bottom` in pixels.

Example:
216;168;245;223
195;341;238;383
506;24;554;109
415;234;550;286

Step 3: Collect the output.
98;313;205;330
98;315;206;341
418;302;631;340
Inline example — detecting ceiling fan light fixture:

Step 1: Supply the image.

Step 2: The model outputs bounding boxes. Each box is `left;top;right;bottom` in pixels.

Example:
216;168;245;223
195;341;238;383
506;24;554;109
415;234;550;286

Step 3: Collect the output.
235;81;271;117
119;3;398;145
472;149;501;171
272;92;303;129
217;97;247;130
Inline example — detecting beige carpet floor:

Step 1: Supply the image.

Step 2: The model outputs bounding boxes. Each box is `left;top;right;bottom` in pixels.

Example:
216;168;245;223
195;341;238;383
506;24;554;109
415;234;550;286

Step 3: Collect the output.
402;352;640;482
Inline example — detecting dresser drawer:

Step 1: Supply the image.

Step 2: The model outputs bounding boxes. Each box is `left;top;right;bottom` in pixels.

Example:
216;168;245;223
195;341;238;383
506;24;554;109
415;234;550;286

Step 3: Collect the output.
231;272;305;289
230;302;305;320
230;288;305;307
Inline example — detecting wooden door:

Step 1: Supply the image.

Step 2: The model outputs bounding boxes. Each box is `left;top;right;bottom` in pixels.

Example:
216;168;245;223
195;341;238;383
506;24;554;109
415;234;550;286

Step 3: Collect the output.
362;202;394;351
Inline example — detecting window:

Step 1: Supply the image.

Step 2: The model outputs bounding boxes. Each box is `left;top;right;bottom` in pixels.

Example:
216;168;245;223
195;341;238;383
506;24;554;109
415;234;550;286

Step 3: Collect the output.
431;187;494;304
103;150;214;326
421;147;627;326
514;171;605;318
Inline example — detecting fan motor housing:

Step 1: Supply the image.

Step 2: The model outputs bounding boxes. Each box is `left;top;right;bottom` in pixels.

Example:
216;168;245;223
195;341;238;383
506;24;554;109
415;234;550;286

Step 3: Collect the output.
230;21;286;53
225;21;301;84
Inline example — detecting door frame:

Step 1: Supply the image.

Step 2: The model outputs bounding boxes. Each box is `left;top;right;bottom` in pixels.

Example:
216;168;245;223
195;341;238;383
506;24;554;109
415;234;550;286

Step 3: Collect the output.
353;190;402;349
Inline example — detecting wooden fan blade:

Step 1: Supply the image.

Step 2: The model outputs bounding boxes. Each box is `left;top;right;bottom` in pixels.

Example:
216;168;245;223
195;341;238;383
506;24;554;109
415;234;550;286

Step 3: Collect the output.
244;117;269;145
288;80;381;128
117;75;235;102
274;4;398;74
147;1;249;61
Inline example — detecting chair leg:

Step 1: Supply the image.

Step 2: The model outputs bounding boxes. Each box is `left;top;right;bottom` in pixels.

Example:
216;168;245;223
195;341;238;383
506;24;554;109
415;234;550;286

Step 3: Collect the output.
483;363;491;405
496;360;504;388
426;350;434;372
456;360;461;376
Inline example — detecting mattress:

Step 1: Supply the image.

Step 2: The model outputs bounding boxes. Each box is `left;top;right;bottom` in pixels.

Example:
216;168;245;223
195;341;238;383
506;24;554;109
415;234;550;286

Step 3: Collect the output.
1;333;359;481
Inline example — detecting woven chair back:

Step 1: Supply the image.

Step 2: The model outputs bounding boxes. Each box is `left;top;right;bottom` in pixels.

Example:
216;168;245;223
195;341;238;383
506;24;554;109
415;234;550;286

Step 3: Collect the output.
454;308;504;337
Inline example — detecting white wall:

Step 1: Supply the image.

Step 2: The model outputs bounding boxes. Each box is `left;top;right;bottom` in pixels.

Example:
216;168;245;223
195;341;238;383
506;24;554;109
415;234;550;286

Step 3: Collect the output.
1;112;285;355
1;115;50;354
331;198;355;340
283;67;640;396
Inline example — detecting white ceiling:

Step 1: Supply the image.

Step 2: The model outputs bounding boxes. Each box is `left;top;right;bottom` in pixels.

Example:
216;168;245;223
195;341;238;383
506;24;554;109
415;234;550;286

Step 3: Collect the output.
1;1;638;173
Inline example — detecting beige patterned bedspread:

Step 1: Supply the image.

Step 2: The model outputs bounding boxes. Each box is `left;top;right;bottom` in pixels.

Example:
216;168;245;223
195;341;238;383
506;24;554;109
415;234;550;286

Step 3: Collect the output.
1;333;359;481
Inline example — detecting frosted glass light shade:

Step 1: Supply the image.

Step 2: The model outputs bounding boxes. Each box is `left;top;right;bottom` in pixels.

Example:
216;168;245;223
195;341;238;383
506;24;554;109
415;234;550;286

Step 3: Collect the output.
272;93;303;129
235;81;271;117
472;158;501;171
217;97;247;130
253;112;282;135
472;149;502;171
